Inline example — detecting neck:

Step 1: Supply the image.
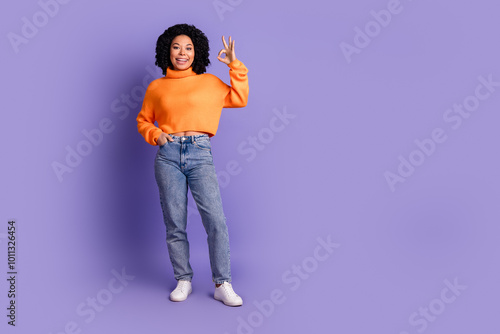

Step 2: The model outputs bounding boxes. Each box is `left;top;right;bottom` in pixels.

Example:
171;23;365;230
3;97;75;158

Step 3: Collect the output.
166;66;197;79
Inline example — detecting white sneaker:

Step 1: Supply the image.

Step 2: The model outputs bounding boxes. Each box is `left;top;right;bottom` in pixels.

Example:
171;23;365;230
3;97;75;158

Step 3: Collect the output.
169;280;192;302
214;282;243;306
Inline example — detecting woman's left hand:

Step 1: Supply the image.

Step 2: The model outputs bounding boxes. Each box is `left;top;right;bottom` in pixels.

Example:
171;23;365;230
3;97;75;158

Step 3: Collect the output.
217;35;237;65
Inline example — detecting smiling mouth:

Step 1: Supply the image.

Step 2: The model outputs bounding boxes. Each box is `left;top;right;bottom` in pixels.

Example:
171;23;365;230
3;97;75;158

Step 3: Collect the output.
176;58;188;63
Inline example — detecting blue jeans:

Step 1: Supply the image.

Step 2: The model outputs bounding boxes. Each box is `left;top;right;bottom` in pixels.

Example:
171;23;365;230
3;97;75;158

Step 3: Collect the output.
154;133;231;284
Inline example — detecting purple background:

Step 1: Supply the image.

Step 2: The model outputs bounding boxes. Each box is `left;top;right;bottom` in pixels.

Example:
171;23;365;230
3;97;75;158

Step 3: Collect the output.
1;0;499;333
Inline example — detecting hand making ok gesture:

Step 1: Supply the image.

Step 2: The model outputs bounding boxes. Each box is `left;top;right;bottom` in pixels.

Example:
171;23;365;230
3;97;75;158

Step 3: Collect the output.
217;35;237;65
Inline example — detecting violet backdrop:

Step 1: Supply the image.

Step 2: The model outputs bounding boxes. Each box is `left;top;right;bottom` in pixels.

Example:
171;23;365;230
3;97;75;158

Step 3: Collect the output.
1;0;499;333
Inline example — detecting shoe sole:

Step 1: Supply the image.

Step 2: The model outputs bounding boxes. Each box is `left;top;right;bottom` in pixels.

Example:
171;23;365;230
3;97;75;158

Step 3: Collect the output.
170;288;192;302
214;294;243;307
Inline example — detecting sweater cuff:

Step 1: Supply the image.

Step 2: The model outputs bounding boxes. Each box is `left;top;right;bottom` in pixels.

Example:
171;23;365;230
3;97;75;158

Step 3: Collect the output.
228;59;244;69
152;128;163;146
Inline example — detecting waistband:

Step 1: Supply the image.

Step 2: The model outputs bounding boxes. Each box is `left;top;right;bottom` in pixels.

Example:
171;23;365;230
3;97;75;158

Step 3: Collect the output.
167;133;210;143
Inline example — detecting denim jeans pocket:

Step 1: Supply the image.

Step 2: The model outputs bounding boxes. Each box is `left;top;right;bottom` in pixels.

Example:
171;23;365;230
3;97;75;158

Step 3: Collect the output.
159;141;169;149
193;138;211;151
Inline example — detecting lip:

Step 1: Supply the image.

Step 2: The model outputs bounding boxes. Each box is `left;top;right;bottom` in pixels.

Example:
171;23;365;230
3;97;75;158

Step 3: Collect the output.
176;58;188;63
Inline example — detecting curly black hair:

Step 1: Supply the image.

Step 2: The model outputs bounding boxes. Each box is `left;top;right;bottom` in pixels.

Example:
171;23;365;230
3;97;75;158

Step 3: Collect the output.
155;23;210;75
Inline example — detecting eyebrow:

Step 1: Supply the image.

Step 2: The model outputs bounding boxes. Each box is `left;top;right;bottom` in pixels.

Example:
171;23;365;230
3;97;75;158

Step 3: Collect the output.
172;43;193;46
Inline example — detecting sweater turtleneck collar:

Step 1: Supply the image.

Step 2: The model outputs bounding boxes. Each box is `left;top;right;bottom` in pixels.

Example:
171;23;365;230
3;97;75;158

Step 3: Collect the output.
166;66;197;79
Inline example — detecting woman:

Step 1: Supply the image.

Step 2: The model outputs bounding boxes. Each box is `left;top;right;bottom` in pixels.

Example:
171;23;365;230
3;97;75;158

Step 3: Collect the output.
136;23;249;307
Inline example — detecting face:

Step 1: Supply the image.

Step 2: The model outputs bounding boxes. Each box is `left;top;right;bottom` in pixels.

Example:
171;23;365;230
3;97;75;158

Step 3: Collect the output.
170;34;195;71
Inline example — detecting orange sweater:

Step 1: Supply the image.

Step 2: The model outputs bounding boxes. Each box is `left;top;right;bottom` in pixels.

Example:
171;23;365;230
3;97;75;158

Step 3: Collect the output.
136;59;249;145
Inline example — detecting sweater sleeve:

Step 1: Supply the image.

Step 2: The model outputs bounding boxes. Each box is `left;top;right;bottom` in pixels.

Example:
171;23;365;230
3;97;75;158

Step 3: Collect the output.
136;82;163;146
223;59;249;108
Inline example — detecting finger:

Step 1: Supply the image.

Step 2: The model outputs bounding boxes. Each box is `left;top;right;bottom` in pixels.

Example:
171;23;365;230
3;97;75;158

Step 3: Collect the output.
221;35;228;49
218;49;227;58
228;36;232;48
218;56;228;63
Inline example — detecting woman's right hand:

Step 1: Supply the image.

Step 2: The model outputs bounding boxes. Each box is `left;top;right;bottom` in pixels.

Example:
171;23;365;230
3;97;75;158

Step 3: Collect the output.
157;132;173;146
